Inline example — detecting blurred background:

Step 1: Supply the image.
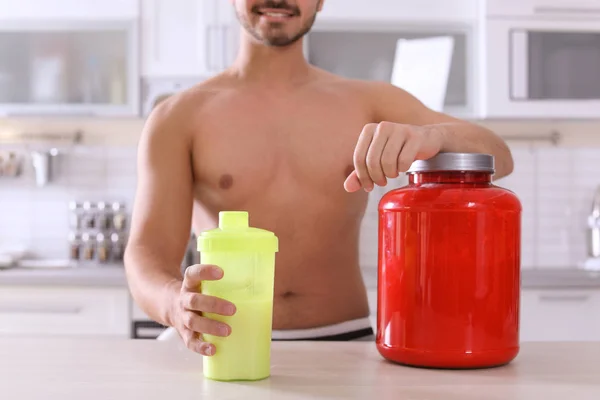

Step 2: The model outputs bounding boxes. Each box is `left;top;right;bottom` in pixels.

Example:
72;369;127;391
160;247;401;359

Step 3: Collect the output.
0;0;599;341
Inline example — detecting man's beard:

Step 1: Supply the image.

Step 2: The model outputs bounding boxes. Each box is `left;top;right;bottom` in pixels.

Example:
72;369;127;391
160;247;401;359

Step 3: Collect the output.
237;1;318;47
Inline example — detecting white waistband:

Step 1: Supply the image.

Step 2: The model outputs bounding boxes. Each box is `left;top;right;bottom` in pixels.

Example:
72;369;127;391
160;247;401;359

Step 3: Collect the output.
271;317;373;340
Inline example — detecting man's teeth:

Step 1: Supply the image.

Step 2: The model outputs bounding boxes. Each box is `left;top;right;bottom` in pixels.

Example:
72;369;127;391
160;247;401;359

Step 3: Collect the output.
264;12;288;17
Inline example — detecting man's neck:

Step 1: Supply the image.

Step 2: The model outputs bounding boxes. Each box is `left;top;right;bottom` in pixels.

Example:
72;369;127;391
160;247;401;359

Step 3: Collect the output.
230;33;313;87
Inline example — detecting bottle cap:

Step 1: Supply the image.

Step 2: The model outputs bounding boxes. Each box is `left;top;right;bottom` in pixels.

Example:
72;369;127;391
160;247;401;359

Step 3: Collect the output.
407;153;495;173
197;211;278;253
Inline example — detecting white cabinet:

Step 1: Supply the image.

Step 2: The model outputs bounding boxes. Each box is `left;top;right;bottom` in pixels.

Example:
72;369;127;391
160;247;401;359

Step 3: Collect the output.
520;289;600;342
141;0;238;78
0;0;138;20
487;0;600;17
318;0;479;22
0;286;130;337
0;21;139;117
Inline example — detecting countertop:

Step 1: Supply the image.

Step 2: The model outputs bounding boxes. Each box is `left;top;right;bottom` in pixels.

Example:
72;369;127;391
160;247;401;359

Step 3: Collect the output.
0;339;599;399
1;264;600;289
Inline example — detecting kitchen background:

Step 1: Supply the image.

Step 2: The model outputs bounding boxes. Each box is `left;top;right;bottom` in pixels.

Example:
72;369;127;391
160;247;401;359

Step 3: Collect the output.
1;0;600;341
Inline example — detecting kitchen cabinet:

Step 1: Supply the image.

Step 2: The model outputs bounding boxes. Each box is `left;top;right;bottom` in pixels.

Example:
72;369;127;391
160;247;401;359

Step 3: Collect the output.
0;286;130;337
520;289;600;341
0;21;139;117
306;23;481;118
487;0;600;18
141;0;239;78
0;0;138;20
318;0;479;23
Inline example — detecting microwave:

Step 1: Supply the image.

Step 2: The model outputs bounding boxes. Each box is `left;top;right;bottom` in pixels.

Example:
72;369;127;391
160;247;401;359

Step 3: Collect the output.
485;10;600;119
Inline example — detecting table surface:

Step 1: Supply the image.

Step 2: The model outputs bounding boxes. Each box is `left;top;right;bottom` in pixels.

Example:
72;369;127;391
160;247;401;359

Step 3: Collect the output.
1;338;599;400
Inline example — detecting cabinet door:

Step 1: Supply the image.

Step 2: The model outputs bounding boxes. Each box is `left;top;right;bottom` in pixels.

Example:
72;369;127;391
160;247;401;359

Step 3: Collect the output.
487;0;600;17
141;0;218;77
520;289;600;341
318;0;478;23
0;0;138;20
0;21;139;117
0;287;130;337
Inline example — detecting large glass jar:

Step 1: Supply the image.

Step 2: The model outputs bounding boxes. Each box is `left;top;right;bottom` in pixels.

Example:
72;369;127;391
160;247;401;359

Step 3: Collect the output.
377;153;521;369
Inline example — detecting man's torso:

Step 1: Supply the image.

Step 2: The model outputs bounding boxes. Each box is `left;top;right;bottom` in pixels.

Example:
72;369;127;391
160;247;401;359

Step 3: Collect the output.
183;70;376;329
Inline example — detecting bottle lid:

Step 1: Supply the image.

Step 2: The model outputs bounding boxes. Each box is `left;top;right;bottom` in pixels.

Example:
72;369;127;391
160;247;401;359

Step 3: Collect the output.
197;211;278;253
407;153;495;173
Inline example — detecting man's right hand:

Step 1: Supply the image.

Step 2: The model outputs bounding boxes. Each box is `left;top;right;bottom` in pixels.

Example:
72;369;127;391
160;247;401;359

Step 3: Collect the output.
170;264;237;356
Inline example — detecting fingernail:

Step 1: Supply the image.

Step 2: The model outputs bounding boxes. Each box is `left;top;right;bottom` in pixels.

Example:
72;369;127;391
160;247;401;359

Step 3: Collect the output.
212;268;223;278
205;345;214;356
220;325;231;336
225;305;236;315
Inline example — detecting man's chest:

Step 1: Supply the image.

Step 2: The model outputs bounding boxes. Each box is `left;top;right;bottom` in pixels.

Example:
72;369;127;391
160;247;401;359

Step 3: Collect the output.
192;96;370;203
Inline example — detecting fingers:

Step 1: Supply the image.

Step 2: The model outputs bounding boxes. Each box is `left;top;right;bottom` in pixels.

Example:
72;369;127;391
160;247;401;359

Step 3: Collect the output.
365;124;391;187
182;264;223;291
380;130;407;178
181;327;215;356
353;123;377;192
343;170;362;193
181;292;237;316
182;311;232;338
397;135;422;173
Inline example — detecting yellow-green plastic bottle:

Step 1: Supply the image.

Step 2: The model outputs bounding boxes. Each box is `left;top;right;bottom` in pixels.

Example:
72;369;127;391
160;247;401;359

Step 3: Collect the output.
197;211;278;381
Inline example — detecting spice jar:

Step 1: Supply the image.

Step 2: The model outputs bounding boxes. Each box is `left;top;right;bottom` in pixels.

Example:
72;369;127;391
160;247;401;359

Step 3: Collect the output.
96;233;109;263
376;153;521;369
95;202;111;231
110;233;125;262
81;233;95;261
81;201;96;229
68;232;81;261
111;202;127;232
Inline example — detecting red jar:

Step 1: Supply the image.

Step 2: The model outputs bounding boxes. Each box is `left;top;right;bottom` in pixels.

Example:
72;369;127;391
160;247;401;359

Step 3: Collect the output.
376;153;521;369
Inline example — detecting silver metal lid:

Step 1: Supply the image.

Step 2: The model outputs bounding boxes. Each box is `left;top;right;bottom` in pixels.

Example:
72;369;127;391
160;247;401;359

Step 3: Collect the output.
407;153;495;173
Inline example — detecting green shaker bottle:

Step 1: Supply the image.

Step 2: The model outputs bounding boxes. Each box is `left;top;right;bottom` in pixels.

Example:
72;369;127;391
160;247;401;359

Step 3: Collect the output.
197;211;278;381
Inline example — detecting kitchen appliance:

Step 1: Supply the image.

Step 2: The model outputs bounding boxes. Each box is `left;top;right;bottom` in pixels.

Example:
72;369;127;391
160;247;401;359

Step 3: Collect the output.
198;211;279;381
31;148;58;187
485;4;600;118
377;153;521;369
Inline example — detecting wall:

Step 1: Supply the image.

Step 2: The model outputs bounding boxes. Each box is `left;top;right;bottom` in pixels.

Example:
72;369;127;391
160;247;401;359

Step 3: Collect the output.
0;144;137;259
1;118;600;267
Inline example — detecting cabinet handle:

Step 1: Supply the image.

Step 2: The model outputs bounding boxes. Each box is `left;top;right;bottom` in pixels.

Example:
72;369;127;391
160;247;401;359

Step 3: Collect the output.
534;7;600;15
538;294;591;302
0;305;82;314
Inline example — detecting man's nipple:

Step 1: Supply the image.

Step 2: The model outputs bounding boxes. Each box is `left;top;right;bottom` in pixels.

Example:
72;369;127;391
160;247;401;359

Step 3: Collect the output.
219;174;234;190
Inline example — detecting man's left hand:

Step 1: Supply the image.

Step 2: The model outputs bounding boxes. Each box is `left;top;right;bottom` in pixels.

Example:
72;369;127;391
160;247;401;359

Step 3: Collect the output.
344;121;443;193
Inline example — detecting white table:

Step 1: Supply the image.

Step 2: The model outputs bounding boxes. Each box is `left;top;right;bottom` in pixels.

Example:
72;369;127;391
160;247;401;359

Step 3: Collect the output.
1;338;599;399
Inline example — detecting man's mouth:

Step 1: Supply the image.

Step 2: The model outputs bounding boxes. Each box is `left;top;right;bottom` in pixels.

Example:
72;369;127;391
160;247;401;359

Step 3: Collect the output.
257;9;295;18
252;3;300;19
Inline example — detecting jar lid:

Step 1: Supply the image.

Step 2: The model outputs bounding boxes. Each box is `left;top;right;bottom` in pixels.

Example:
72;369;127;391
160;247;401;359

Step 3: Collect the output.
407;153;495;173
197;211;278;253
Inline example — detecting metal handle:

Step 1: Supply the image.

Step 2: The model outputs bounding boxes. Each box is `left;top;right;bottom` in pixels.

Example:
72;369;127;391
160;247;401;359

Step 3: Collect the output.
0;305;82;314
501;131;561;145
539;294;591;302
534;6;600;15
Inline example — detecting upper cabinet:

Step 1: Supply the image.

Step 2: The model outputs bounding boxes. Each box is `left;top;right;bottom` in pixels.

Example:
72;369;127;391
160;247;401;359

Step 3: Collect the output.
487;0;600;18
317;0;480;22
0;0;139;117
0;0;138;20
308;0;484;119
141;0;239;78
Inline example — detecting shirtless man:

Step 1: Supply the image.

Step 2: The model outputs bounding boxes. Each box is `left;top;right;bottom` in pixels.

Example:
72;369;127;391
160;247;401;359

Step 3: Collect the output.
125;0;514;356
